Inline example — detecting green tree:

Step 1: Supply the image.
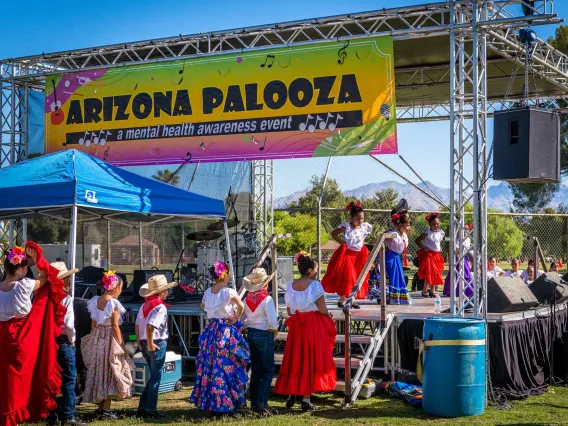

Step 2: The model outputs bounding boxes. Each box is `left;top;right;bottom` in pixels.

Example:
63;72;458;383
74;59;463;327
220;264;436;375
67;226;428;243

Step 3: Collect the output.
362;189;400;242
151;169;180;185
273;211;329;256
27;218;69;244
487;210;523;259
287;175;346;232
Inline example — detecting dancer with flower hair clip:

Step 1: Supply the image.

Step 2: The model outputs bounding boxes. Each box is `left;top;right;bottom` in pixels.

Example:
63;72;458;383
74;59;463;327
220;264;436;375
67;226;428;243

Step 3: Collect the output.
190;261;250;415
415;213;445;298
82;271;134;420
322;201;373;308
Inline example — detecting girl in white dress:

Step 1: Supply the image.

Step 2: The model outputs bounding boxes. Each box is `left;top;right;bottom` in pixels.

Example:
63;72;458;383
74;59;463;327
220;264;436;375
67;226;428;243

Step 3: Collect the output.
415;213;445;297
82;271;134;419
274;252;336;412
322;201;373;308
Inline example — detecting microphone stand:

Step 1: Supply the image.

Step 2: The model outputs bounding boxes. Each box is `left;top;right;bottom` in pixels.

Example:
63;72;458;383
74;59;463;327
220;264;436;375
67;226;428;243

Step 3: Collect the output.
174;248;185;284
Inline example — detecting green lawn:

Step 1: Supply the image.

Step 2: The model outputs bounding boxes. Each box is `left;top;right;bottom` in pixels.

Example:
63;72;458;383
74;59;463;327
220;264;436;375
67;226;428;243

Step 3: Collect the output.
68;386;568;426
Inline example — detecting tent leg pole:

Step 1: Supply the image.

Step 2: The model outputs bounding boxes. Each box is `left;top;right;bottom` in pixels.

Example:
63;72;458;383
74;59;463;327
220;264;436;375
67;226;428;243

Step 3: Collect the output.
68;205;78;298
139;223;143;270
223;220;236;289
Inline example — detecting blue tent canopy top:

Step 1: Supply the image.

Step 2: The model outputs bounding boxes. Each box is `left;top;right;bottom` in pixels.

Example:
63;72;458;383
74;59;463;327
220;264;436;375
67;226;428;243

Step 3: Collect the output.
0;150;226;221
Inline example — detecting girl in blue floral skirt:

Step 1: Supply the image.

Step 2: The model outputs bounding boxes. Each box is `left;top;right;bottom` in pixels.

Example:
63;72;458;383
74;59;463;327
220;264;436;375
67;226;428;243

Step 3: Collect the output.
189;262;250;414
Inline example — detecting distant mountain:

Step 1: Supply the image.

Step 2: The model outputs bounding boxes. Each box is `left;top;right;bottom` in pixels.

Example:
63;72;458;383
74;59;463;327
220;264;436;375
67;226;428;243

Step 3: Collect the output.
274;181;566;212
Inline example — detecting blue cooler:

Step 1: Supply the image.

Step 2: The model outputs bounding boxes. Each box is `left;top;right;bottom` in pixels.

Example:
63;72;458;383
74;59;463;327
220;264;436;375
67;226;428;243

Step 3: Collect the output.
133;351;183;395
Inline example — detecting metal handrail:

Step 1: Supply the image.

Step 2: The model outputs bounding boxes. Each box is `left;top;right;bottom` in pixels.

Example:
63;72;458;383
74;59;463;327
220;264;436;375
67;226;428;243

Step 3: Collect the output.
343;231;397;406
237;233;291;312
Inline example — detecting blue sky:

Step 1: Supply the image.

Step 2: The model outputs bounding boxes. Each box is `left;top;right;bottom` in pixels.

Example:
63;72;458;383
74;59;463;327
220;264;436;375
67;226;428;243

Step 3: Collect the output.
1;0;566;197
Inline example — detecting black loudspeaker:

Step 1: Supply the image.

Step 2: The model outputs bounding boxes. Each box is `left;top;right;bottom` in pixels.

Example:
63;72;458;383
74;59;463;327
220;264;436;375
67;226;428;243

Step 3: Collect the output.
493;107;560;183
487;276;538;312
529;272;568;304
131;269;174;302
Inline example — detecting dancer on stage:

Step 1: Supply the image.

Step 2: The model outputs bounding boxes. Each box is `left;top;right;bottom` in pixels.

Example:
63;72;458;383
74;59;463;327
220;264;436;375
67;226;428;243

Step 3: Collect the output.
322;201;373;308
0;243;66;426
443;224;473;298
190;262;249;415
274;251;336;412
415;212;445;298
82;272;134;420
385;202;412;305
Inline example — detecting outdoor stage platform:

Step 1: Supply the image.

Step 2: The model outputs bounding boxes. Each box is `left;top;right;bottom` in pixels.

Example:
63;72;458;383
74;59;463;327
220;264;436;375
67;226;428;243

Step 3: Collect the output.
122;291;568;401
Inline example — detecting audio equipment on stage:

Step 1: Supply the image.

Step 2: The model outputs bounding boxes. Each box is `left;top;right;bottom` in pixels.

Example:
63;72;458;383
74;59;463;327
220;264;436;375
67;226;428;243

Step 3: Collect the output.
529;272;568;304
493;107;560;183
131;269;174;302
487;276;538;312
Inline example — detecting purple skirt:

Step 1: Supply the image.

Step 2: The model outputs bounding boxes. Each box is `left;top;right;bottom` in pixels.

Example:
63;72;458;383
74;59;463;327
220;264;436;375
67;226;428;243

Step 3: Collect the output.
443;256;473;298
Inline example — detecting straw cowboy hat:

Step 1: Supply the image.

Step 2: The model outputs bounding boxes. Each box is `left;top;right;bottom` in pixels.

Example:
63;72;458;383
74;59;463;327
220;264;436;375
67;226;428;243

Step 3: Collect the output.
50;261;79;279
139;274;178;297
242;268;274;292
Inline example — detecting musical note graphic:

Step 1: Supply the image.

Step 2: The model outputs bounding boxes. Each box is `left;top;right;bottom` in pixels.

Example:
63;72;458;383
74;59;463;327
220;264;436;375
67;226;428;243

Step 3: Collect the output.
337;40;349;65
79;131;90;146
103;146;110;161
328;114;343;132
259;137;267;151
92;131;101;145
299;114;314;132
99;131;111;146
182;152;192;162
319;113;334;130
199;141;206;150
308;116;324;133
178;61;185;85
261;55;275;68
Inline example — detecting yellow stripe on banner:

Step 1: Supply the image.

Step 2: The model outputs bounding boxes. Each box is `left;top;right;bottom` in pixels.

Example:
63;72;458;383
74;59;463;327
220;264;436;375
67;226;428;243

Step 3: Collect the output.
416;339;486;382
424;339;486;347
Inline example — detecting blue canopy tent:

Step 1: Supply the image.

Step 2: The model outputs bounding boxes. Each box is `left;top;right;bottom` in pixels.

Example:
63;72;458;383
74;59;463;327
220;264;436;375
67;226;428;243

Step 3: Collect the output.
0;150;234;293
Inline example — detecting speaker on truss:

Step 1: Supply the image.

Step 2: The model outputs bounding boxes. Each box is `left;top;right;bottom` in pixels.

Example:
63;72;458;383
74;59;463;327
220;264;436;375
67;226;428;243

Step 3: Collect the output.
487;275;538;313
493;107;560;183
529;272;568;304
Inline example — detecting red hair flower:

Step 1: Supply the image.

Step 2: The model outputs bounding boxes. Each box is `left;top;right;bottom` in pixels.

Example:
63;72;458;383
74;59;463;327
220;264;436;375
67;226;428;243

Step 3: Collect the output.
391;213;401;225
466;223;473;230
425;212;439;222
7;246;27;266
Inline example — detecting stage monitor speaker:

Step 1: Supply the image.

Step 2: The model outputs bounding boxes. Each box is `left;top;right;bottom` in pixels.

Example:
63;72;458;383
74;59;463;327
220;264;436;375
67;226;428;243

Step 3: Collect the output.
487;276;538;313
131;269;174;302
529;272;568;304
493;107;560;183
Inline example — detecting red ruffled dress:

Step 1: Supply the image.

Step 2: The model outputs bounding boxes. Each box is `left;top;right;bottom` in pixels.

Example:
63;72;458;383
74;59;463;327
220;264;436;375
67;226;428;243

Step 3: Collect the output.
274;281;336;396
322;221;372;299
0;242;66;426
417;228;445;285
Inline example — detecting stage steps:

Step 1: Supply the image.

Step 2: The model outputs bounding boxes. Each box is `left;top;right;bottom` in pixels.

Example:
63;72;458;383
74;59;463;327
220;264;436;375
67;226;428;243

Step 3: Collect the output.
275;332;372;345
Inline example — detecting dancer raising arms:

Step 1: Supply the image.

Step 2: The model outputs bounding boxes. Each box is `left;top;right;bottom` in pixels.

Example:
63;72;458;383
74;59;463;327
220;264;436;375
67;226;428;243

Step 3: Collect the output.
322;201;373;308
415;213;445;298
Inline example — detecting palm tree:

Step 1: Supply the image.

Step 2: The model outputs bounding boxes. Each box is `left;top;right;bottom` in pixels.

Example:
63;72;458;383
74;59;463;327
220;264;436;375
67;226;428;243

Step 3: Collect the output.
152;168;181;186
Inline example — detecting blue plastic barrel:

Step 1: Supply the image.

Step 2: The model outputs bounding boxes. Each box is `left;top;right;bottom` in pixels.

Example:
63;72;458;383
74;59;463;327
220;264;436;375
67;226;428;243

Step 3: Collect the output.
421;317;486;417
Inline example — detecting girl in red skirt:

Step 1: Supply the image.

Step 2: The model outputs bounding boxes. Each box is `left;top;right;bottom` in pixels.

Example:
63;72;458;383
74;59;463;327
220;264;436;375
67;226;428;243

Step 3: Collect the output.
322;201;373;308
415;212;445;297
274;251;336;412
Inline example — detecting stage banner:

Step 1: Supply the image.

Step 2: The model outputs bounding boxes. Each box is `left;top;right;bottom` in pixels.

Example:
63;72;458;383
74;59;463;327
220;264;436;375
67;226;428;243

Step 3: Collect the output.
44;36;396;165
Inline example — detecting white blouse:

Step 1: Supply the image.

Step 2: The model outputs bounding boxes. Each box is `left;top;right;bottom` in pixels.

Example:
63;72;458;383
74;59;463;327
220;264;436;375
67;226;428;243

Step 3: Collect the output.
87;296;125;326
339;221;373;252
0;278;36;321
203;287;238;319
61;295;76;344
422;228;445;252
285;281;325;314
386;230;408;254
242;296;279;331
135;304;169;340
487;266;504;279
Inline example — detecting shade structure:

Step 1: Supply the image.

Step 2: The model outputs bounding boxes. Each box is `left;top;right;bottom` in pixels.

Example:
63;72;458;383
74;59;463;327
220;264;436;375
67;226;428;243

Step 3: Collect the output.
0;149;226;220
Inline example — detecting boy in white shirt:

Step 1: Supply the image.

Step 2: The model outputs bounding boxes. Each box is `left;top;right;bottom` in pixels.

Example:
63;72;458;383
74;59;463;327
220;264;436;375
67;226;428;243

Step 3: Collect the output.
504;259;523;279
242;268;279;415
135;275;177;419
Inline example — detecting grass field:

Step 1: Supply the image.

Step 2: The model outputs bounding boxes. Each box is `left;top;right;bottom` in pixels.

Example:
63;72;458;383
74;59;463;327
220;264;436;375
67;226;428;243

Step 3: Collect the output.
70;386;568;426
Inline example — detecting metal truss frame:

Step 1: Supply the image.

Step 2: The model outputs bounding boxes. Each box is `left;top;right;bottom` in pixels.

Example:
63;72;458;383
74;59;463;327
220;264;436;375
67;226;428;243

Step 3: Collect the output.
252;160;274;250
0;1;565;308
